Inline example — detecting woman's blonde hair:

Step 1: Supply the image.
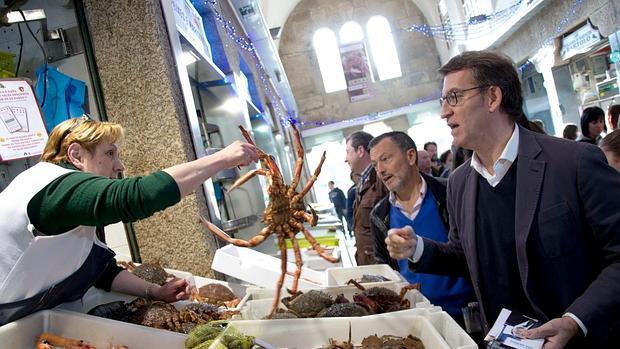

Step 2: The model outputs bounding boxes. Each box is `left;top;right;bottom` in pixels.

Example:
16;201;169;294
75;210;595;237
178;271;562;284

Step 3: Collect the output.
40;116;124;164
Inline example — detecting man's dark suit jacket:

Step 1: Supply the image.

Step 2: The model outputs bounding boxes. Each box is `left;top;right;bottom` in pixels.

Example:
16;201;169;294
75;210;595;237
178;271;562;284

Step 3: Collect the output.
411;126;620;345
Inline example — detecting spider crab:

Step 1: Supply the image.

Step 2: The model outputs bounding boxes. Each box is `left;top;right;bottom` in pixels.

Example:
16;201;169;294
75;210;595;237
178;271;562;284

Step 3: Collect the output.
200;124;338;317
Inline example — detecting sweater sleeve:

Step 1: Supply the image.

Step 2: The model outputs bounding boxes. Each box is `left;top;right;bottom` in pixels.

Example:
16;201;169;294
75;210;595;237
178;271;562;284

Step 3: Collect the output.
93;258;124;291
28;170;181;235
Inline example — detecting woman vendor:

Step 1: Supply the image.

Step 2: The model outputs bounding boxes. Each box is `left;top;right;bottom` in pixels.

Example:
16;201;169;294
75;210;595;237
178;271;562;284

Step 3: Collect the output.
0;116;259;325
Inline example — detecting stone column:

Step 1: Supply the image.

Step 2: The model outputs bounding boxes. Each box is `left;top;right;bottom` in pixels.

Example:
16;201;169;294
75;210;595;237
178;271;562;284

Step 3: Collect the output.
531;44;564;136
82;0;219;276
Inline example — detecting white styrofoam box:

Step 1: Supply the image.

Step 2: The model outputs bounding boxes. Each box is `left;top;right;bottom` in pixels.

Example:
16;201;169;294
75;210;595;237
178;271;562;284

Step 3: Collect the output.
326;264;406;286
228;315;451;349
375;308;478;349
212;244;326;290
192;275;249;311
283;247;341;271
0;309;186;348
239;283;432;320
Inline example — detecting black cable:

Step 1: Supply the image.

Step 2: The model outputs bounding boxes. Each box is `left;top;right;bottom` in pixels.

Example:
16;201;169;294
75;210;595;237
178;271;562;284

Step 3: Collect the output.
14;23;23;76
18;9;47;107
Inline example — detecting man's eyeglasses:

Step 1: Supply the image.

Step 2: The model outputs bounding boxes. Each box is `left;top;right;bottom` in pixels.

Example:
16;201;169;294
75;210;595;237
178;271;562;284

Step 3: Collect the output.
439;85;489;107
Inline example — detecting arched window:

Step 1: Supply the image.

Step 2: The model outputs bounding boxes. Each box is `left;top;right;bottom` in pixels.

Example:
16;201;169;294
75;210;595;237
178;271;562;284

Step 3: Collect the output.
339;21;364;45
313;28;347;93
367;16;402;80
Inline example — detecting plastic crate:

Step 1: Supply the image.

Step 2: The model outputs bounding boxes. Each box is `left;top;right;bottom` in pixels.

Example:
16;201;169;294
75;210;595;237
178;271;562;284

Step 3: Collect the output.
229;314;452;348
0;309;187;348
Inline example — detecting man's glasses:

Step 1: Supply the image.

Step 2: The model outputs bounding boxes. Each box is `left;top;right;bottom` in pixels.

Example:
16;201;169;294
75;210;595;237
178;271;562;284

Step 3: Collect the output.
439;85;489;106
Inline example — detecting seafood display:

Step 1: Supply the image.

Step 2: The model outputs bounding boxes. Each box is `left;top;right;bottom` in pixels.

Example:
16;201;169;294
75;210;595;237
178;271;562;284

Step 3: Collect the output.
266;282;419;319
322;334;425;349
190;283;241;308
87;298;238;334
201;124;338;317
117;261;174;286
358;274;391;283
36;332;127;349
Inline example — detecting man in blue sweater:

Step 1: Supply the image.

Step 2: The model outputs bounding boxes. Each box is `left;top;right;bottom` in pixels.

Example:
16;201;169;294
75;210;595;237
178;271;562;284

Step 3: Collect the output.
368;131;474;323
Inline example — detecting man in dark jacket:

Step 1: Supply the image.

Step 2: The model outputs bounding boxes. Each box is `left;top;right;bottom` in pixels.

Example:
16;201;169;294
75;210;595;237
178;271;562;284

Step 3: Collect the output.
368;131;474;320
385;51;620;348
328;180;346;228
345;131;388;265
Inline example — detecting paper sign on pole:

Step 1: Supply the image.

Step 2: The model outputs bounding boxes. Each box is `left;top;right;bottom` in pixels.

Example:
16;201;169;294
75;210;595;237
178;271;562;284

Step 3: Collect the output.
0;79;48;161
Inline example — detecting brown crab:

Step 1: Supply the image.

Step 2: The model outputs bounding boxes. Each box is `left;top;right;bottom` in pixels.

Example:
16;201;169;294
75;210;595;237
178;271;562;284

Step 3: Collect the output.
190;283;241;308
117;260;173;285
281;289;334;318
88;298;238;334
347;279;420;314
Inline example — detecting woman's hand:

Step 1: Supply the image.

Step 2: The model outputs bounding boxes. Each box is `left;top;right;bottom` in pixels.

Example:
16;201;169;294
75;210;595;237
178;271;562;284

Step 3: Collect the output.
152;277;190;302
220;140;260;168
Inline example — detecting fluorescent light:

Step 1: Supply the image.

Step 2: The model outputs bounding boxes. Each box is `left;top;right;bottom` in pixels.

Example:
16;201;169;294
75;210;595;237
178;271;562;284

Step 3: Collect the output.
254;125;270;133
220;98;242;113
3;9;46;24
181;50;199;65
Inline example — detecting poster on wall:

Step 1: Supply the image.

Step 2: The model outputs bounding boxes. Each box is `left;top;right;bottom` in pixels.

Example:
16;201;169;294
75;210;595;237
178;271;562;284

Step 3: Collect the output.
340;42;374;102
0;79;48;161
172;0;212;61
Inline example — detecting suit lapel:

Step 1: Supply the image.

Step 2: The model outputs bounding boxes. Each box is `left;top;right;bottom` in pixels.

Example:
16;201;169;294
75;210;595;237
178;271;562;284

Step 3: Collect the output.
462;166;480;287
514;129;545;294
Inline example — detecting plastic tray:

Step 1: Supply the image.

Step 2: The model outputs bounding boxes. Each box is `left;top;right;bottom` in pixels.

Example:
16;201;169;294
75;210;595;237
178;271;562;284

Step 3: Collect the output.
376;307;478;349
0;309;186;348
212;244;326;290
228;314;451;348
325;264;406;286
238;282;432;320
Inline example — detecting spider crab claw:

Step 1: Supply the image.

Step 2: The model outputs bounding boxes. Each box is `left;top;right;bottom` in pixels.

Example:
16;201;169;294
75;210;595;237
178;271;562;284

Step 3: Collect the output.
199;215;233;242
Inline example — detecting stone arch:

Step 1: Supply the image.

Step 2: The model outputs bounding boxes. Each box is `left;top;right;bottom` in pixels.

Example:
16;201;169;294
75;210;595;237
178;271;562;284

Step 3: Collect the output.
279;0;443;128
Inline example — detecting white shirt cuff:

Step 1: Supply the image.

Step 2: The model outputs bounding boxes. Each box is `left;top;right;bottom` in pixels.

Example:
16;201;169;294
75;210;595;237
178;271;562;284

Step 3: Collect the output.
408;235;424;263
563;312;587;337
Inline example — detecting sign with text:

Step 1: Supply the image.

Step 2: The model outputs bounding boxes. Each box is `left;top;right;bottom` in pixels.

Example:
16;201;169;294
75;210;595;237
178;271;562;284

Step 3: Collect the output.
561;21;602;61
340;42;374;102
0;79;48;161
172;0;212;61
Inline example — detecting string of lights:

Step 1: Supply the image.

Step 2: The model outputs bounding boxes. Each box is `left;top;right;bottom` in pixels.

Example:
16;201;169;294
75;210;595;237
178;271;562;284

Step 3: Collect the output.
407;0;524;42
200;0;294;126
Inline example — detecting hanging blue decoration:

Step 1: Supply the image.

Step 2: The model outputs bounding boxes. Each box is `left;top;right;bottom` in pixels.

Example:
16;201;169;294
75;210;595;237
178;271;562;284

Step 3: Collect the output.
200;0;293;127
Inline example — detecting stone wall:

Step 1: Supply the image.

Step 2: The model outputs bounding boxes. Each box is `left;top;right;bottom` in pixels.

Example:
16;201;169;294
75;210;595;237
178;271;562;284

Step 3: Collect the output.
82;0;219;276
497;0;620;62
279;0;442;129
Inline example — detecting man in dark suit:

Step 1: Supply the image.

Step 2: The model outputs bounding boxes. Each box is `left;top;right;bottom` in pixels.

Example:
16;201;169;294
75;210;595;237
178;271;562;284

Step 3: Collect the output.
385;50;620;348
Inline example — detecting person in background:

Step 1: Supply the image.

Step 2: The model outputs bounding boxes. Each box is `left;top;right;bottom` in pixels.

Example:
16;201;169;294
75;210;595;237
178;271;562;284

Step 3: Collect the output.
345;172;361;238
385;50;620;348
417;149;433;176
439;150;453;178
579;106;606;145
608;104;619;131
530;119;546;134
344;131;388;265
424;141;442;176
600;129;620;173
563;123;579;140
327;180;347;229
0;116;259;325
369;131;474;322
